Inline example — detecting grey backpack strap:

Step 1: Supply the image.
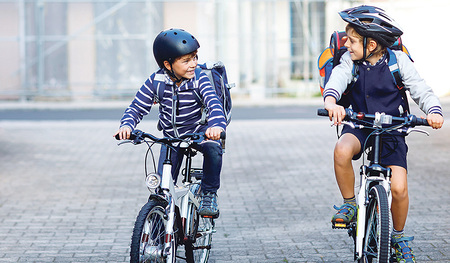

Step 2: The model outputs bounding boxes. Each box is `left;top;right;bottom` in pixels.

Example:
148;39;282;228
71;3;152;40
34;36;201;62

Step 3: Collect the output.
153;73;166;104
152;73;166;131
194;68;208;125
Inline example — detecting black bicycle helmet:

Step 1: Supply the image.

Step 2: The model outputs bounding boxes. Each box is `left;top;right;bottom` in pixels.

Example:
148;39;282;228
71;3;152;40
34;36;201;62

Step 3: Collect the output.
153;28;200;69
339;5;403;47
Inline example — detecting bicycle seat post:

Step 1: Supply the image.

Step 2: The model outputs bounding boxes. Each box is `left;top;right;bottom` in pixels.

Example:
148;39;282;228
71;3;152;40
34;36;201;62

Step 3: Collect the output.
183;149;193;184
163;144;173;166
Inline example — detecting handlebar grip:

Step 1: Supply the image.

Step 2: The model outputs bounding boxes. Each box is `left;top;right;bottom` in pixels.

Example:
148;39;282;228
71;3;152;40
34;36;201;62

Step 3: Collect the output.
220;131;226;140
115;130;138;140
411;116;429;126
317;109;329;116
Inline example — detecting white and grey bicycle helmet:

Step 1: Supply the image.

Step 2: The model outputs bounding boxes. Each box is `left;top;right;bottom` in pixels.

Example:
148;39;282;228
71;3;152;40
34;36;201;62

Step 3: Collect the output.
339;5;403;47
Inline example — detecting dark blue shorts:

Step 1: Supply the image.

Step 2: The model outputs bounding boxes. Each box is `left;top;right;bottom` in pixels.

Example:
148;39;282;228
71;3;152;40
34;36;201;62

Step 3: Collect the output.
342;125;408;170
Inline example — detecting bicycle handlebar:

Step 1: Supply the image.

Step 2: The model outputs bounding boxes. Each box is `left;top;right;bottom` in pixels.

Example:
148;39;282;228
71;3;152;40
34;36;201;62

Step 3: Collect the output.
317;108;429;127
115;129;226;145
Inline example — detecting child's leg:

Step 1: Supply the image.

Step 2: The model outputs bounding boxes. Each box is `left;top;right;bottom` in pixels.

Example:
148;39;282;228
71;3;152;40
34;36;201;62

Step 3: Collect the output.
389;165;409;231
390;165;416;262
198;140;223;193
331;133;362;225
334;133;361;199
197;140;223;217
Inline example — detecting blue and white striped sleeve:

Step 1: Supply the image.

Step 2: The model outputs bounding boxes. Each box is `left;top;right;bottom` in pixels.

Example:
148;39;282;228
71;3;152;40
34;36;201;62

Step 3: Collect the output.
120;74;156;130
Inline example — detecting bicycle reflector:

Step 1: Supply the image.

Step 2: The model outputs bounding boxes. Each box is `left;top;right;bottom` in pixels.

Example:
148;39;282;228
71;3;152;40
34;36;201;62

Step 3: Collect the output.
145;173;161;191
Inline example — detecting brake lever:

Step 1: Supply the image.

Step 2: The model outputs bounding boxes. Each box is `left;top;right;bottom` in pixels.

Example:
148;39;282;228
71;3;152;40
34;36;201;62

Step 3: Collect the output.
341;121;355;129
117;140;132;146
399;127;430;136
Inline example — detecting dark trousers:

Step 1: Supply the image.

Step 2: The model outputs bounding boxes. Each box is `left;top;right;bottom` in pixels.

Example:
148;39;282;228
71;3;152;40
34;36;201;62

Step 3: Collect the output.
158;140;223;193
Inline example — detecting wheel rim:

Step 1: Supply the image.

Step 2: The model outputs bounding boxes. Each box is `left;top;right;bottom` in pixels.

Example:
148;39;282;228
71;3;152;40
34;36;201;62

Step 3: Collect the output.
184;183;213;263
140;207;173;263
363;201;380;261
192;217;213;262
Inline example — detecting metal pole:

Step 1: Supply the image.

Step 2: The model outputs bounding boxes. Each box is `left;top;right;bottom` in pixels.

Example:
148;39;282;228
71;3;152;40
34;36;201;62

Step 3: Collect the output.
302;0;310;82
19;0;26;100
36;0;45;95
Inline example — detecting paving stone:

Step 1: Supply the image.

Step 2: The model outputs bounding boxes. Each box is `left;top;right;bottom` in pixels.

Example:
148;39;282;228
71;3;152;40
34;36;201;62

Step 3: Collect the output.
0;113;448;262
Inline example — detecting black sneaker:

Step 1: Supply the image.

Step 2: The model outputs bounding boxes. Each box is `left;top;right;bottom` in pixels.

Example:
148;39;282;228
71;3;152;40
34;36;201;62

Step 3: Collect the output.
198;192;219;218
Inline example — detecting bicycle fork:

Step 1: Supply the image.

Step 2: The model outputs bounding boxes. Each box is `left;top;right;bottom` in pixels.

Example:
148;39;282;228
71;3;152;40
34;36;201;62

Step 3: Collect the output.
160;159;177;261
354;166;392;260
355;172;367;260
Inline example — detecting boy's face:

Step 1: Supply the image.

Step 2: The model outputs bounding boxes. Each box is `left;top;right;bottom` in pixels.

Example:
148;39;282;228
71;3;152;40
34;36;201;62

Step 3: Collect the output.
165;52;198;80
344;33;364;61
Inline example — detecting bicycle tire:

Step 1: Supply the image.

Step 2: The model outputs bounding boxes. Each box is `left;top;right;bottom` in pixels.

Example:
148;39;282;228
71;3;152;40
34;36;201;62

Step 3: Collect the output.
130;200;177;263
184;186;213;263
359;184;390;263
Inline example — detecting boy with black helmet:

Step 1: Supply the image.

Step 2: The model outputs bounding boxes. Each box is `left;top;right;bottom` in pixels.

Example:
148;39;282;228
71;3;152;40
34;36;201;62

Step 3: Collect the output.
323;6;444;262
115;28;226;218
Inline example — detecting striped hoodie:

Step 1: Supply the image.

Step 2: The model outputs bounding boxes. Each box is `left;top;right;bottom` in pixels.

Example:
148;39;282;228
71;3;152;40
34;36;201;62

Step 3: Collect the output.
120;68;227;138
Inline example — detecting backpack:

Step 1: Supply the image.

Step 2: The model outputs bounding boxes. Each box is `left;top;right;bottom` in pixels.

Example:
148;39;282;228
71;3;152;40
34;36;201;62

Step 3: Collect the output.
317;31;413;113
154;61;233;126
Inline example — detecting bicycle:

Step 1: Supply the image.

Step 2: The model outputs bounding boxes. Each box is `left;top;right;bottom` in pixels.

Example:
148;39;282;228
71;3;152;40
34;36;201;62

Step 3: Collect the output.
116;129;225;263
318;108;429;263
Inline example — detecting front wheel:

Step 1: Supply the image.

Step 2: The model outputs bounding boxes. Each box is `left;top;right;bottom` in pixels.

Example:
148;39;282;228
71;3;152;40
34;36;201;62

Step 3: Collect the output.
358;184;390;263
130;200;177;263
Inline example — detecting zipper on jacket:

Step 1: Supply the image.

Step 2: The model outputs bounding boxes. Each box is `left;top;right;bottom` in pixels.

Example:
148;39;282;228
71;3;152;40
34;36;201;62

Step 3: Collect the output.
171;85;180;137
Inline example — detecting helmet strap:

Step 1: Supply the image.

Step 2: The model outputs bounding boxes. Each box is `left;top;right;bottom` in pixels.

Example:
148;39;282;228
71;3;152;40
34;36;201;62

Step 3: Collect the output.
363;37;374;61
165;61;183;84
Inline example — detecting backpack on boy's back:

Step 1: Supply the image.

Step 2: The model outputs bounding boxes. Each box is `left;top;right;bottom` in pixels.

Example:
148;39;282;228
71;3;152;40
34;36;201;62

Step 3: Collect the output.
317;31;413;113
195;61;234;126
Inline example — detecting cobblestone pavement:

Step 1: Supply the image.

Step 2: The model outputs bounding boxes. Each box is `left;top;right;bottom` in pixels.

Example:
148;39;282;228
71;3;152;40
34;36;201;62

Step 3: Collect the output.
0;114;449;262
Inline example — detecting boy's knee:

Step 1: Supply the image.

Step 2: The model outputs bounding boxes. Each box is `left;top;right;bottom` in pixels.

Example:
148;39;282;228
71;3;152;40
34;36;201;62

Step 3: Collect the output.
202;141;223;155
334;142;355;162
391;184;408;200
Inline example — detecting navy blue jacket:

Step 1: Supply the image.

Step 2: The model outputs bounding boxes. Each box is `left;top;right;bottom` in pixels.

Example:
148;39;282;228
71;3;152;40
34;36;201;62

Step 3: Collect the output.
324;51;442;116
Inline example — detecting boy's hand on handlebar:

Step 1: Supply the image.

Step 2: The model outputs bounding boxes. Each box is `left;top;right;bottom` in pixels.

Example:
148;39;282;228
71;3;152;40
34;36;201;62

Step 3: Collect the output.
324;97;346;126
205;127;224;141
427;113;444;129
114;126;132;140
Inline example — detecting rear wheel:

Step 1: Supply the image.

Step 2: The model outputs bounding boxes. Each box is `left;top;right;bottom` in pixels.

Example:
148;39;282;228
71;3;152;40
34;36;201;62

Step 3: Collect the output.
184;184;214;263
130;200;177;263
358;184;390;263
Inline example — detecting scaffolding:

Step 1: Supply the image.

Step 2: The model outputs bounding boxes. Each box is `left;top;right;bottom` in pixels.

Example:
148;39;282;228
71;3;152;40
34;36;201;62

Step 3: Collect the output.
0;0;332;101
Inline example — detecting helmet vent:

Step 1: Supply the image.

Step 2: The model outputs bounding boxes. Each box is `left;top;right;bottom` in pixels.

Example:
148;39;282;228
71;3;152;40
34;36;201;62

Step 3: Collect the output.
381;22;393;29
379;13;391;21
182;40;187;44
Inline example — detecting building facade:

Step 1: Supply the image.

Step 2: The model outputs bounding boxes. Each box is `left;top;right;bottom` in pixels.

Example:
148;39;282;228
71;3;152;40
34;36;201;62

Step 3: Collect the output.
0;0;447;101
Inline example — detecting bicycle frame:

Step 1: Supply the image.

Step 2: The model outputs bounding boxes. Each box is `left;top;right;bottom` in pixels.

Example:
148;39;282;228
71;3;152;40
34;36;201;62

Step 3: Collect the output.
155;141;199;261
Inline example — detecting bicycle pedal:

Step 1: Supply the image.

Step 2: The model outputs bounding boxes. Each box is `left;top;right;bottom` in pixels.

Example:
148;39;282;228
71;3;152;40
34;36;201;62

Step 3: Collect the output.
201;211;219;219
201;214;219;219
332;222;350;229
